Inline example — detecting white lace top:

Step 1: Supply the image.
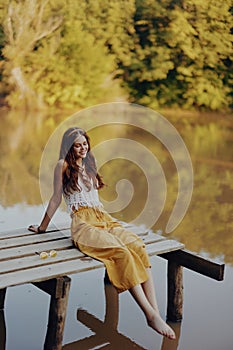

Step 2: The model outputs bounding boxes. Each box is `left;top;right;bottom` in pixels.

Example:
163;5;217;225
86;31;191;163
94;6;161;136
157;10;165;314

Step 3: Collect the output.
63;177;103;214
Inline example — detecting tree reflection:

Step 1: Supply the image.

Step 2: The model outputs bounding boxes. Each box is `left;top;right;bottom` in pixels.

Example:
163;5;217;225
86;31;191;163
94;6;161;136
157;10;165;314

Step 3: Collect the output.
0;110;54;206
0;109;232;264
156;159;233;264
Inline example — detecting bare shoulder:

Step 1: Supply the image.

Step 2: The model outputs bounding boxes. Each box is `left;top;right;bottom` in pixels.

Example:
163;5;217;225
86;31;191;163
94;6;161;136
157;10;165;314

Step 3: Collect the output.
55;159;68;174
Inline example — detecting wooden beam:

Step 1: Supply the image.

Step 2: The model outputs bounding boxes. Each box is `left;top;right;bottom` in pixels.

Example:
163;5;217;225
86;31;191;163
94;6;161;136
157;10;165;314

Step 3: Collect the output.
0;309;6;350
0;289;6;350
43;276;71;350
166;262;183;322
33;277;69;298
160;249;225;281
0;289;6;310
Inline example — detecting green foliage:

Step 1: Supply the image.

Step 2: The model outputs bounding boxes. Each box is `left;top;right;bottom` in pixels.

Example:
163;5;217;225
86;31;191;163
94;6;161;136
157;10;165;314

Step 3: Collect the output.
0;0;65;108
120;0;233;110
0;0;232;111
0;0;136;109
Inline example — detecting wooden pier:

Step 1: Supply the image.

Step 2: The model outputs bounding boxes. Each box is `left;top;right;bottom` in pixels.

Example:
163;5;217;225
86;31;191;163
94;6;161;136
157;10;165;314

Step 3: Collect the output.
0;223;225;349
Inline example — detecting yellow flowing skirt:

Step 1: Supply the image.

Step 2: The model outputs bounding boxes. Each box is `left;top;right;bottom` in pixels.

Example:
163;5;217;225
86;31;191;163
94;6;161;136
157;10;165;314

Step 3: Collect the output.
71;207;151;293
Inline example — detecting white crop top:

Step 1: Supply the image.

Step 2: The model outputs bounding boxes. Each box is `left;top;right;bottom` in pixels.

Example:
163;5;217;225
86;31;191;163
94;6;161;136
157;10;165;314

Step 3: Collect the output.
63;177;103;214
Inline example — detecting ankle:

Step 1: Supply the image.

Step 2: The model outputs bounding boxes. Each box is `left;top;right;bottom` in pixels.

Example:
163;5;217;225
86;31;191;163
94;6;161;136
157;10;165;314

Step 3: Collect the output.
146;309;160;323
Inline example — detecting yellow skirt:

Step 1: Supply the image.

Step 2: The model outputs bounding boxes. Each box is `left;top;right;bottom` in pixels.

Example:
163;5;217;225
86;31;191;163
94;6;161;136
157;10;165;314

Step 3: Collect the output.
71;207;151;293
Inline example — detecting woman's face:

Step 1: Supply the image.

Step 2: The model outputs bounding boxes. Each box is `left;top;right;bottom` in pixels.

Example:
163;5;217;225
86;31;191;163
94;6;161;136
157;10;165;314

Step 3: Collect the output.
73;135;89;161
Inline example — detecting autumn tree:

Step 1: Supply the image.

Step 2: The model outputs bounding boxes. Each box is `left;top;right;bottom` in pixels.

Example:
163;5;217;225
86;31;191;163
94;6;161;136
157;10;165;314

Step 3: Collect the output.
37;0;135;108
0;0;136;110
1;0;63;109
0;0;232;111
120;0;233;110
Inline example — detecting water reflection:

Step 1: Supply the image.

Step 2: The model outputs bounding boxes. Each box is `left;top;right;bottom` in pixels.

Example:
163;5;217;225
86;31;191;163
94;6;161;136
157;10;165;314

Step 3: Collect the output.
0;107;232;350
63;278;181;350
0;278;181;350
0;109;50;207
0;108;232;264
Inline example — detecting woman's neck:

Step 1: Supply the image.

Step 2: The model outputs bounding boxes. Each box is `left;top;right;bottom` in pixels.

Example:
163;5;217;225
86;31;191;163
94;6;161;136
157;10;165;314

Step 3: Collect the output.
76;159;83;167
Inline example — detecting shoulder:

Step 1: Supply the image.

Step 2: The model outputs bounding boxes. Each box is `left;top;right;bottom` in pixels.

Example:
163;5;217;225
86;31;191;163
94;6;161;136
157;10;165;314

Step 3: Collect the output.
55;159;68;174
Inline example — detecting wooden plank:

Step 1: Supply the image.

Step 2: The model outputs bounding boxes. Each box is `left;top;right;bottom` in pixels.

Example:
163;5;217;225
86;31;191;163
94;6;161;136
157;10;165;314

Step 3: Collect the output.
0;238;73;260
146;240;185;256
0;222;151;240
0;230;70;249
0;257;104;289
0;239;182;274
0;227;35;239
160;249;225;281
121;224;149;235
0;248;85;274
142;233;165;244
0;223;70;240
0;234;185;287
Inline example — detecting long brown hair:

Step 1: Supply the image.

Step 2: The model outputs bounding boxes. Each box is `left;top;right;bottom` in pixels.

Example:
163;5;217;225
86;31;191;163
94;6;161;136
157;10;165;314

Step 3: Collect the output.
59;127;104;194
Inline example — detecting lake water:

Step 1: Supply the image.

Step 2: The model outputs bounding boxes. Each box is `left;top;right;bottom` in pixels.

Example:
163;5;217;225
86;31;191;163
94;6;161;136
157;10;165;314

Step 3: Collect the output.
0;105;233;350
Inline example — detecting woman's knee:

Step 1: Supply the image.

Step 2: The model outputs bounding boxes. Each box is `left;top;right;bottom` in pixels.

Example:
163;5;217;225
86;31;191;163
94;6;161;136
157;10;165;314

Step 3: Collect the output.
128;240;150;266
128;239;146;252
111;245;134;264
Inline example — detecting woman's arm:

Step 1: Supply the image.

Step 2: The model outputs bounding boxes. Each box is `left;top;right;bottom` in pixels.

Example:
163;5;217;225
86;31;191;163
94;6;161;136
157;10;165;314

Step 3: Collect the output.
28;159;66;233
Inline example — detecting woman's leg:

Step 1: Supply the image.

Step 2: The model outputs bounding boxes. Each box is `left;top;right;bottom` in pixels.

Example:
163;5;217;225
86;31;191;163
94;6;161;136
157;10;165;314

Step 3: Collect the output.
110;231;176;339
141;267;159;311
129;283;176;340
122;238;159;310
72;214;175;339
72;215;149;293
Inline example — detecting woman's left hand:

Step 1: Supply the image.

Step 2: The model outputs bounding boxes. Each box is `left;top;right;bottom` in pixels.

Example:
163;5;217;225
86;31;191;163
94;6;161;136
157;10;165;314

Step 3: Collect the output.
28;225;45;233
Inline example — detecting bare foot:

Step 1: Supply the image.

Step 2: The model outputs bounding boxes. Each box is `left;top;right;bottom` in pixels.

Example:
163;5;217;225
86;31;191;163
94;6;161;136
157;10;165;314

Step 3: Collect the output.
147;313;176;340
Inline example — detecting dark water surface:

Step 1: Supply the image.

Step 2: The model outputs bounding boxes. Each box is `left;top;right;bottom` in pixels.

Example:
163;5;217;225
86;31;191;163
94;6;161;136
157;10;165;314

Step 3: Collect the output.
0;107;232;349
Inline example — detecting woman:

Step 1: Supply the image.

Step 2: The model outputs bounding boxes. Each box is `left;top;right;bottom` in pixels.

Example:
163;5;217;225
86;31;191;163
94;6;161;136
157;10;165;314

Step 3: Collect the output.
29;127;176;340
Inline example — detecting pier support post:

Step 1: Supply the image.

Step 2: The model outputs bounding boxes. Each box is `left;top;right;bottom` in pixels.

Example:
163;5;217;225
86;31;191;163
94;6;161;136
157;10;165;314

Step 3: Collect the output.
34;276;71;350
0;288;6;310
0;289;6;350
166;261;183;322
